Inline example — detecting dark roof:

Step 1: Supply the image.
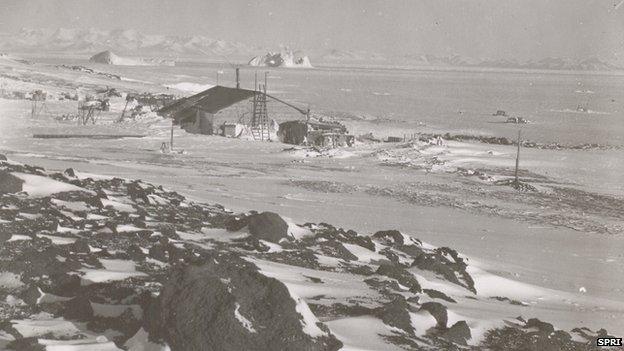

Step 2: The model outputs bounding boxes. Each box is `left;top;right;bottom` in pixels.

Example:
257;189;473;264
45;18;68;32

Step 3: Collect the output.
158;86;256;118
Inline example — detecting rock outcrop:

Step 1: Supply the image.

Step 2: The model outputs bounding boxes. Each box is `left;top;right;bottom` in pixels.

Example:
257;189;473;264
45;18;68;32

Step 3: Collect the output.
247;211;289;243
153;253;342;351
0;170;23;194
0;158;612;351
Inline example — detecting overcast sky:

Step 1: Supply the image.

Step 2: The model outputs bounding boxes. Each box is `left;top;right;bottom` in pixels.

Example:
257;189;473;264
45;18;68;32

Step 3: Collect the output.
1;0;623;61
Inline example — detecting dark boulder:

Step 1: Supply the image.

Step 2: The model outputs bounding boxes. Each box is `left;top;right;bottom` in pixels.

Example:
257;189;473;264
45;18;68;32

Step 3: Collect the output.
19;285;43;305
247;212;289;243
62;295;94;321
225;214;251;232
372;230;404;246
525;318;555;335
441;321;471;345
64;168;76;178
374;295;414;335
376;264;421;293
420;302;447;328
127;181;151;204
153;254;342;351
71;238;91;254
0;154;7;161
0;170;24;194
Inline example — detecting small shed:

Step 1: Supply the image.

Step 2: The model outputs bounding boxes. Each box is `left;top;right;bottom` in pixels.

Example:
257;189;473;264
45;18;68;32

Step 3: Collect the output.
278;121;308;145
278;119;354;147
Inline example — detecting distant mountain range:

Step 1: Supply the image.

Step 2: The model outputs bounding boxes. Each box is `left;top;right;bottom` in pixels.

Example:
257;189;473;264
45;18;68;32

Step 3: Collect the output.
1;27;622;72
0;28;262;58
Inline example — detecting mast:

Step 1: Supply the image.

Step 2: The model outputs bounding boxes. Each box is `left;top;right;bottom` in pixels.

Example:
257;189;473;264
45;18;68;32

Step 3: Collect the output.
514;129;521;184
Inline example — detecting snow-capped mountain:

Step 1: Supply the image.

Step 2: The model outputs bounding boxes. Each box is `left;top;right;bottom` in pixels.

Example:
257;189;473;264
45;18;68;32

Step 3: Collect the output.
0;27;260;58
1;27;622;71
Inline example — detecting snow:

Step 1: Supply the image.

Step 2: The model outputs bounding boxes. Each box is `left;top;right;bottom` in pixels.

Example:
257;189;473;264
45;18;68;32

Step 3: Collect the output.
37;234;77;245
341;243;386;263
164;82;213;93
12;172;93;197
314;254;344;267
325;316;405;351
57;224;81;234
116;224;144;233
101;198;136;212
0;272;24;289
79;259;147;285
233;303;256;333
284;218;314;239
50;199;90;212
259;240;283;253
409;310;438;336
40;338;123;351
285;288;327;338
37;291;73;304
7;234;32;242
124;328;171;351
249;258;378;301
11;316;79;338
467;265;546;299
200;227;247;242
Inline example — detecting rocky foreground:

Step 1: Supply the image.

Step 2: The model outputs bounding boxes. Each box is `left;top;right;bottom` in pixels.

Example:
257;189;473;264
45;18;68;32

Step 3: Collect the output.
0;155;615;350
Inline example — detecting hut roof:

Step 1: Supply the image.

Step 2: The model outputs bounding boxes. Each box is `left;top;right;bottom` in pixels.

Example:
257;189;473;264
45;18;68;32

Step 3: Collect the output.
158;86;256;119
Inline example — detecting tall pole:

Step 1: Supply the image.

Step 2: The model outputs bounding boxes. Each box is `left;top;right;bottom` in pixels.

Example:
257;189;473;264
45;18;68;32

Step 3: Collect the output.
264;72;268;141
514;129;521;184
254;71;258;92
216;70;219;86
170;119;174;151
236;67;240;89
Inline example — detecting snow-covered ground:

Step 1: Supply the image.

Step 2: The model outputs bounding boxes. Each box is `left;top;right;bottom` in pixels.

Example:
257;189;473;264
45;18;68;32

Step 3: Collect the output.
1;52;623;344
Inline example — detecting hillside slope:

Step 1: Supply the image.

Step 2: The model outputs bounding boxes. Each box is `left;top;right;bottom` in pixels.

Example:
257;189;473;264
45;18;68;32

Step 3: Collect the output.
0;157;615;350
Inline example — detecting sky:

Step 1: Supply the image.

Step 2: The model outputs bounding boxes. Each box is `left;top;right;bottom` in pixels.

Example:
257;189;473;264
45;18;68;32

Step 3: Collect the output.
1;0;623;61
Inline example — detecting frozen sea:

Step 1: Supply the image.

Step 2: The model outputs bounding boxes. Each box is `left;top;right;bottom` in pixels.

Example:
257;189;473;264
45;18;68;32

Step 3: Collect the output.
47;57;624;146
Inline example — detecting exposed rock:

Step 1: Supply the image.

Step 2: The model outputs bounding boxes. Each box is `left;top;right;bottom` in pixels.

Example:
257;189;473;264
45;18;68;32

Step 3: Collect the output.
0;170;24;194
441;321;471;345
19;285;42;305
0;154;7;161
247;212;289;243
63;168;76;178
154;254;342;351
375;295;415;335
71;238;91;254
373;230;404;246
525;318;555;335
62;295;94;321
225;214;251;232
420;302;448;328
423;289;456;303
375;263;421;293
